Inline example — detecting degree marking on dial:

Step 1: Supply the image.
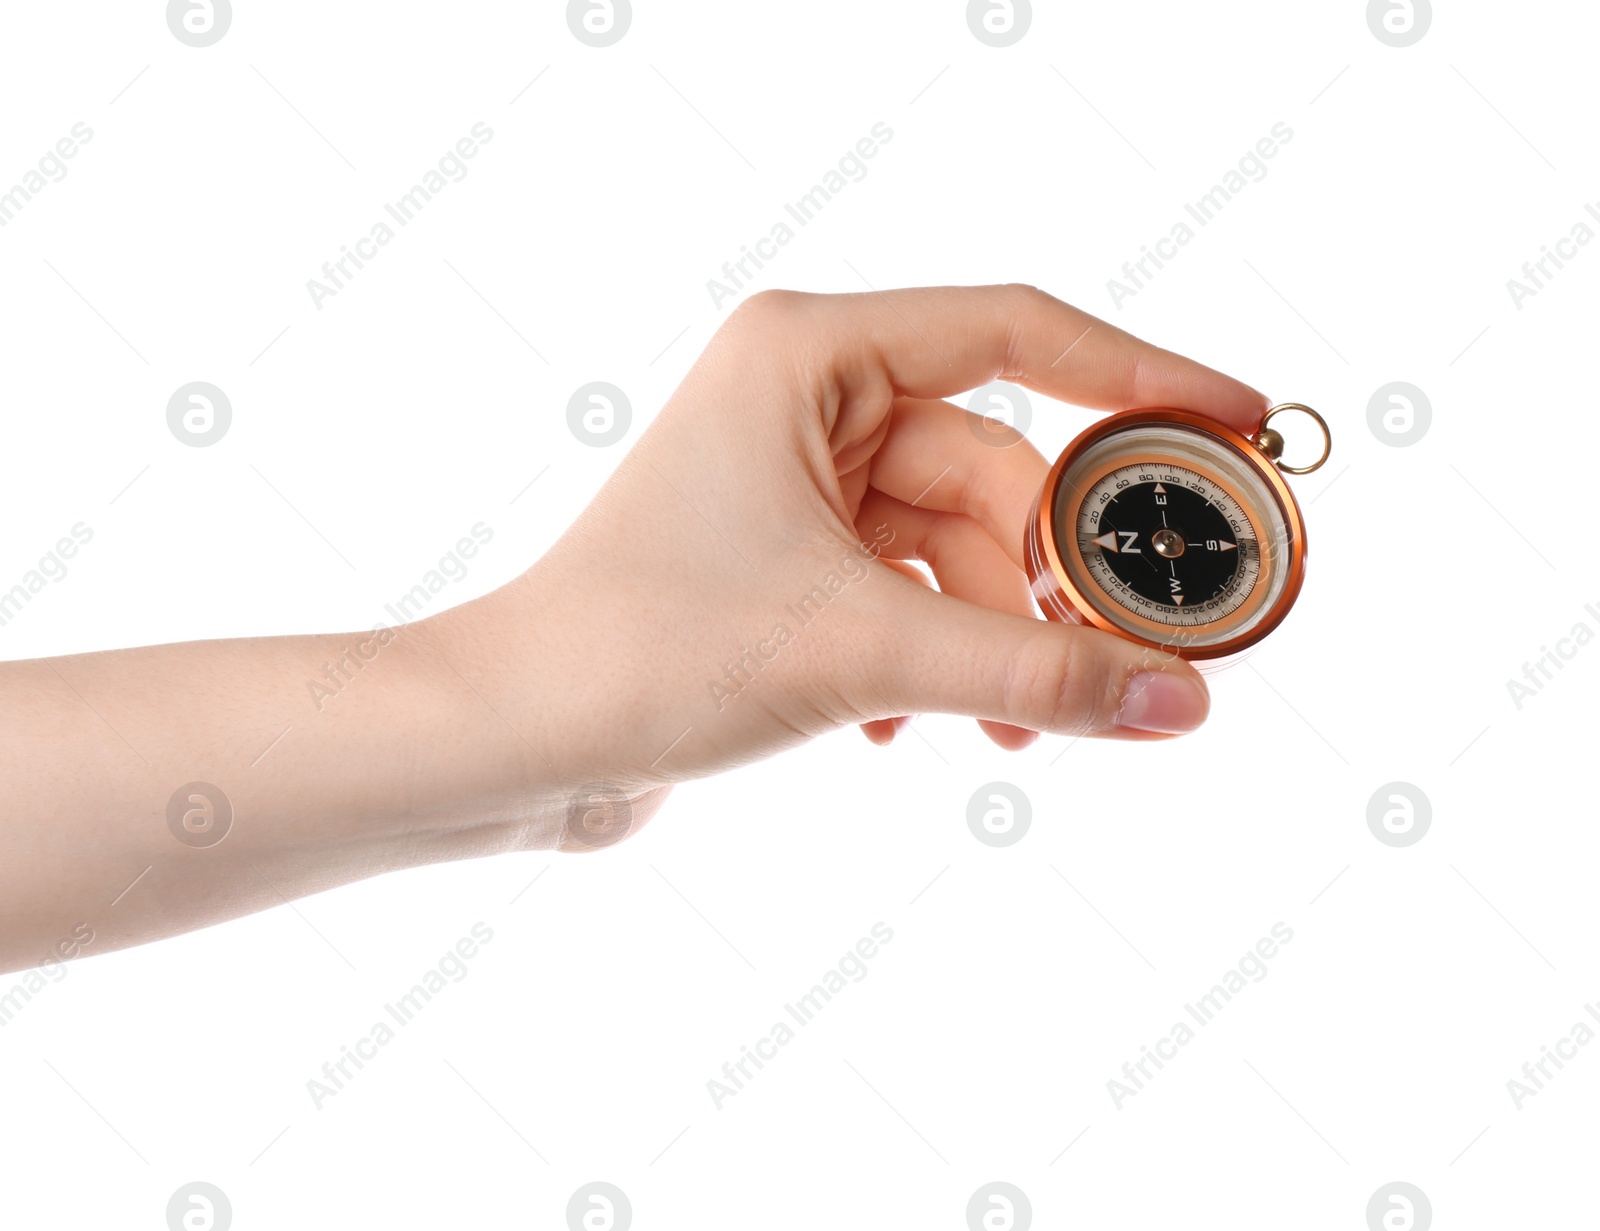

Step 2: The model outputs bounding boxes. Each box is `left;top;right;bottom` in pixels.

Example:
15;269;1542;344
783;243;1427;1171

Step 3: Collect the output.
1076;463;1258;625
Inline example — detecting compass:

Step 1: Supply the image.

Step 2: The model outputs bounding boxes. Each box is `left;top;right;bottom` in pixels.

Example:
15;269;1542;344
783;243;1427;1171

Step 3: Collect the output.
1024;404;1330;663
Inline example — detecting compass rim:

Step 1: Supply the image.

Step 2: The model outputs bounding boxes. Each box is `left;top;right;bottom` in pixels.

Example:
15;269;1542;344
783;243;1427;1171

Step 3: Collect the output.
1025;407;1308;661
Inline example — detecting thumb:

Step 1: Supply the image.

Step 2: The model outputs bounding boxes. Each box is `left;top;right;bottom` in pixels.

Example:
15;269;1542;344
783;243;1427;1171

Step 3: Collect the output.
859;581;1211;739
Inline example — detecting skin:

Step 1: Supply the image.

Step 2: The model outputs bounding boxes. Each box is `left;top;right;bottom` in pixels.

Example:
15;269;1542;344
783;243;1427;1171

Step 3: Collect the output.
0;285;1268;976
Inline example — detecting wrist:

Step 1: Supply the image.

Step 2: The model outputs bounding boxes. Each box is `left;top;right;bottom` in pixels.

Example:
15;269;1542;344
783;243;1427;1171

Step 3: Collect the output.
426;562;673;854
389;586;564;855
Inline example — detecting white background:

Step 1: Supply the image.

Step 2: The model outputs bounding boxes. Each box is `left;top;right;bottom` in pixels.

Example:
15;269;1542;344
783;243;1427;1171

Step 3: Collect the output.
1;1;1597;1227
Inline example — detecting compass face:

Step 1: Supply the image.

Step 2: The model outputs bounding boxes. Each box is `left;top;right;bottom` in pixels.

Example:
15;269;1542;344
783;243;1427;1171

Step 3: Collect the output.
1076;462;1261;628
1031;417;1305;658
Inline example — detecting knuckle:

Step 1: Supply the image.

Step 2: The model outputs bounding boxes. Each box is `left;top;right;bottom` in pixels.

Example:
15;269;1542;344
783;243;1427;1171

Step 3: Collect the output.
730;287;807;327
1000;281;1050;312
1008;631;1120;735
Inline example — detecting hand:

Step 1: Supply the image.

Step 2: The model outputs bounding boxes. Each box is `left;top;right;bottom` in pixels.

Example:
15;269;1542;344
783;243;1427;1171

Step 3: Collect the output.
458;284;1270;846
0;283;1268;970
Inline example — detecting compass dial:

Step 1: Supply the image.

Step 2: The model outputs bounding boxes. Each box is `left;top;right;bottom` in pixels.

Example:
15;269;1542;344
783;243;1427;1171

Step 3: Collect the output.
1076;462;1261;628
1028;415;1306;659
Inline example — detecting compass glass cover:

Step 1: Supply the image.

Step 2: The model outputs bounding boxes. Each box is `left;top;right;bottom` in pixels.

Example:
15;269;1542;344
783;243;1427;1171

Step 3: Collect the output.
1053;423;1294;651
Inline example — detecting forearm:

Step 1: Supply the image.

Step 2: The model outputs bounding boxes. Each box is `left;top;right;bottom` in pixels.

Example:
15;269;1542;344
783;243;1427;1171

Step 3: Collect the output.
0;578;567;975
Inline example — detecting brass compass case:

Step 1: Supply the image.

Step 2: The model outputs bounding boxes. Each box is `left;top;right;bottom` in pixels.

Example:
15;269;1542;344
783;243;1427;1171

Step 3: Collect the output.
1025;405;1330;666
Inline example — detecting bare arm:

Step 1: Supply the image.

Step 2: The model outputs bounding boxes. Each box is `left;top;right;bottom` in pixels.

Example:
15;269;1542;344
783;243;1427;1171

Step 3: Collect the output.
0;583;607;973
1;285;1266;975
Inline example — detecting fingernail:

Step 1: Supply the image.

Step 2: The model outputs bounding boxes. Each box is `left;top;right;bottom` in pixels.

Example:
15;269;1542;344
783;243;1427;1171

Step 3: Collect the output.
1117;671;1208;735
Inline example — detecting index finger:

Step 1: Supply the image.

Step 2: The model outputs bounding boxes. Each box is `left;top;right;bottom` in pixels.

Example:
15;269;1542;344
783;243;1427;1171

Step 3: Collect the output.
777;283;1269;435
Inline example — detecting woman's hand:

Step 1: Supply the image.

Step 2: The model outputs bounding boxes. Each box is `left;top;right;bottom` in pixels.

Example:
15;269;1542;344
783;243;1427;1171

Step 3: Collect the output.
456;284;1269;848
